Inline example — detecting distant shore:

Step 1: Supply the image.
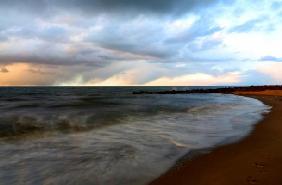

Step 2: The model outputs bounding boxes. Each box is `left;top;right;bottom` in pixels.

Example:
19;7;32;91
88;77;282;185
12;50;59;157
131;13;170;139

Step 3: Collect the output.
150;90;282;185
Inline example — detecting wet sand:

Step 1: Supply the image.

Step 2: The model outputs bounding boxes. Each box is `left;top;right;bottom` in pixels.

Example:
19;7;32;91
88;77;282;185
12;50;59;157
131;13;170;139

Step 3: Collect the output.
150;91;282;185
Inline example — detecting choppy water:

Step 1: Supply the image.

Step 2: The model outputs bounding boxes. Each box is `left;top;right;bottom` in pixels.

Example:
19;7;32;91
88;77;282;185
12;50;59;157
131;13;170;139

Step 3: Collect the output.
0;87;270;185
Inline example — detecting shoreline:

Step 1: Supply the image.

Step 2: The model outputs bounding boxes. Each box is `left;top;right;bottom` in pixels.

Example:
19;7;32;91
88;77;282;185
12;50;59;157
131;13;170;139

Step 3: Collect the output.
150;92;282;185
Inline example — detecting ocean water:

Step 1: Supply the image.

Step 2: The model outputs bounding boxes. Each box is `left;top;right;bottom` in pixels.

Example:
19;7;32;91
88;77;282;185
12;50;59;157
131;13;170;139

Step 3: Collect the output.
0;87;270;185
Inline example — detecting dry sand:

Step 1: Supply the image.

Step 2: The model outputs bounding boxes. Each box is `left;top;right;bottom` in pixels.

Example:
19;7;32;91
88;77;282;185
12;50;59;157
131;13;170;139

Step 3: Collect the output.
235;90;282;96
150;91;282;185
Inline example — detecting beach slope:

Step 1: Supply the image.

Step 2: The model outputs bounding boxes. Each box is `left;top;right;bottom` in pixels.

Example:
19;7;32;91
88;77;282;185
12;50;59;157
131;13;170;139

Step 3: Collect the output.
150;91;282;185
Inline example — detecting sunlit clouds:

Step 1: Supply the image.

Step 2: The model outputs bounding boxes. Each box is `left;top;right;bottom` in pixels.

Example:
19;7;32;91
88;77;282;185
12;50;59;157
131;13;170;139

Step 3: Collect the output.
0;63;55;86
145;72;241;86
0;0;282;86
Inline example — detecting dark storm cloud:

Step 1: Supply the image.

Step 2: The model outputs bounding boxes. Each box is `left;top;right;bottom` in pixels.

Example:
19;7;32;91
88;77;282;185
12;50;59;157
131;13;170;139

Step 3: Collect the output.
0;43;151;67
0;0;222;15
0;55;107;67
90;30;182;60
0;0;233;68
65;0;221;15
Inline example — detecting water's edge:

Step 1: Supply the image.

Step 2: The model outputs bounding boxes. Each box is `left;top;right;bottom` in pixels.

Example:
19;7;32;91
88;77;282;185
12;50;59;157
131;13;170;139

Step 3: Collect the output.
149;94;271;184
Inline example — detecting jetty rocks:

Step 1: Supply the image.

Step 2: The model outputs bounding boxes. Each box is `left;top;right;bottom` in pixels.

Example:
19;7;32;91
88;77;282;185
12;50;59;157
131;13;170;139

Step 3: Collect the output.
133;85;282;95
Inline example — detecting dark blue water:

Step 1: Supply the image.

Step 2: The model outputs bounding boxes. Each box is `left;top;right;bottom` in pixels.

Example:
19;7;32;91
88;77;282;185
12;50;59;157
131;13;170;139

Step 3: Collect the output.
0;87;270;185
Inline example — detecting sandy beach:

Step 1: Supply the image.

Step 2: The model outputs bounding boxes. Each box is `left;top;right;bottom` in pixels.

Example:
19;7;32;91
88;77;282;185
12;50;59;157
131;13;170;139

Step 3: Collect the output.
150;90;282;185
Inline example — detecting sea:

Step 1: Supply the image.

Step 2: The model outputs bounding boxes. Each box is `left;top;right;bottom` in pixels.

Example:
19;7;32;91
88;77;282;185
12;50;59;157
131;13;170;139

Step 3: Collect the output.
0;87;270;185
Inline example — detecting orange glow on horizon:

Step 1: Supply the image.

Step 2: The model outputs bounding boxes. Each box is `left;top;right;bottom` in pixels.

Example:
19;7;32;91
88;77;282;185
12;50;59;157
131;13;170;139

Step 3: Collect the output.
0;63;55;86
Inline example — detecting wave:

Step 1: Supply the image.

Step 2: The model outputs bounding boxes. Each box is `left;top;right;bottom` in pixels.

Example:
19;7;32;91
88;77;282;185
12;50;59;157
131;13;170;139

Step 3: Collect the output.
0;113;125;137
0;95;270;139
187;104;234;114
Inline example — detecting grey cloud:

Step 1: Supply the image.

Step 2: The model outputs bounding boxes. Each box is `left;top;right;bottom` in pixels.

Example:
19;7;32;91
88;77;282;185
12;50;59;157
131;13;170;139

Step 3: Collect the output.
97;41;173;59
86;17;176;59
241;70;276;85
26;68;54;75
0;42;152;67
38;26;69;42
0;0;234;69
0;55;106;67
64;0;224;16
1;25;69;43
0;34;8;41
260;56;282;62
229;16;268;33
87;14;224;61
186;56;233;63
272;1;282;10
0;28;9;41
187;38;223;52
166;17;222;43
0;0;48;14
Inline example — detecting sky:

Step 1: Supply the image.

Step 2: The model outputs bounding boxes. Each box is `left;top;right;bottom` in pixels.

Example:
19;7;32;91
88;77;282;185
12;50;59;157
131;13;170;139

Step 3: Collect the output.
0;0;282;86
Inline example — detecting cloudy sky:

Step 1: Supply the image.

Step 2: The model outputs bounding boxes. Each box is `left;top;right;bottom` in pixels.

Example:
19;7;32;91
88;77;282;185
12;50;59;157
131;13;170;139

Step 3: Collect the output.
0;0;282;86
